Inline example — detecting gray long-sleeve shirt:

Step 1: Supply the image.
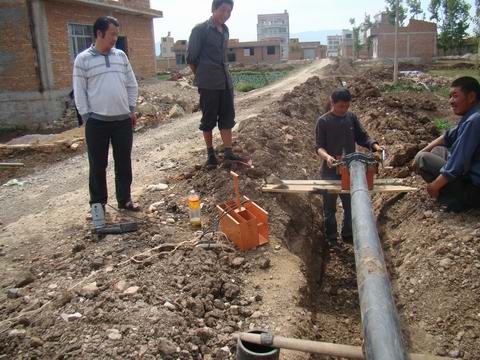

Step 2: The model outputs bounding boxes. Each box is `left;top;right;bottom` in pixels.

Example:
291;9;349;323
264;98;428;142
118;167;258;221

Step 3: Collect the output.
315;111;377;176
186;18;233;90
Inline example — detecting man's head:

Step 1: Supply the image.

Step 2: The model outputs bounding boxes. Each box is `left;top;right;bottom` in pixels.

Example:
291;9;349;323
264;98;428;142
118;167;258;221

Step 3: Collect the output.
93;16;119;52
330;88;352;116
211;0;233;25
449;77;480;116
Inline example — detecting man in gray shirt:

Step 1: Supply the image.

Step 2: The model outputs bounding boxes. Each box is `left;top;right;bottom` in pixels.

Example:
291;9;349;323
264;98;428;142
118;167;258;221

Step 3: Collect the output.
73;16;140;215
316;89;383;245
187;0;241;168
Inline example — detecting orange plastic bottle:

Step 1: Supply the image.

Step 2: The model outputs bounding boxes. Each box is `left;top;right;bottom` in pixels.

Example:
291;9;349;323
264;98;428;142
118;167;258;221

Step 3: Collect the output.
188;190;201;228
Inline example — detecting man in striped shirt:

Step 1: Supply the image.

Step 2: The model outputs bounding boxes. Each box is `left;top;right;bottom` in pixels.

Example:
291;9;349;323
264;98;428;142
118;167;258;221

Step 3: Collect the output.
73;16;140;214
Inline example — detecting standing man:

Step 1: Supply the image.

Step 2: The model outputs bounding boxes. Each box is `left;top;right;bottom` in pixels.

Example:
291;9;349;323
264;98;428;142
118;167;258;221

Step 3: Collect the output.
316;89;383;245
73;16;140;214
415;77;480;212
187;0;241;168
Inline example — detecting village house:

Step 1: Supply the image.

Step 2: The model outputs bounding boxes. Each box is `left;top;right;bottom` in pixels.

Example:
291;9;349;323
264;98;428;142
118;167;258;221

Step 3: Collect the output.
367;13;437;63
227;39;282;65
0;0;162;130
289;39;326;60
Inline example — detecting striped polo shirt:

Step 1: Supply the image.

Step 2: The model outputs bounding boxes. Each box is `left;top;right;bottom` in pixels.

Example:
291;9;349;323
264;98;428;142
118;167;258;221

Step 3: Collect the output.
73;45;138;122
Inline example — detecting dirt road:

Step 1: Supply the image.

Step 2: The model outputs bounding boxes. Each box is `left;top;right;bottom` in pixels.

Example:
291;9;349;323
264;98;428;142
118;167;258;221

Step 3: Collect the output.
0;59;330;288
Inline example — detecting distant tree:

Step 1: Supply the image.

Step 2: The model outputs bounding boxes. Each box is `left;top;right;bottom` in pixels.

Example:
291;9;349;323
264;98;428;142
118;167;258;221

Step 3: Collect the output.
362;13;374;55
429;0;471;54
406;0;424;19
385;0;407;26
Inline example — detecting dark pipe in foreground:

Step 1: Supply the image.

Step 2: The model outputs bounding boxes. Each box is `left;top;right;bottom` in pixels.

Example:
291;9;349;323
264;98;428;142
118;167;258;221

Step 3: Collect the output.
236;330;279;360
349;160;408;360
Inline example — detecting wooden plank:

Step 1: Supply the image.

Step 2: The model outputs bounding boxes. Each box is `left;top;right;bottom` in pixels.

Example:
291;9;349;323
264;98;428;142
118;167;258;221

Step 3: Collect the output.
276;179;406;186
0;163;24;167
262;184;417;194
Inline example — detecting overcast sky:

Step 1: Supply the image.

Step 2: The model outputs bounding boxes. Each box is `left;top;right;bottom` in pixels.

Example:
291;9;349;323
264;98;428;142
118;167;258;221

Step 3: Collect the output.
150;0;476;43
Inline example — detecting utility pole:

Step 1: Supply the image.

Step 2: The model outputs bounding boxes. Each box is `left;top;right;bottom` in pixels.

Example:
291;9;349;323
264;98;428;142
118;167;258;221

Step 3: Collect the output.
393;0;399;84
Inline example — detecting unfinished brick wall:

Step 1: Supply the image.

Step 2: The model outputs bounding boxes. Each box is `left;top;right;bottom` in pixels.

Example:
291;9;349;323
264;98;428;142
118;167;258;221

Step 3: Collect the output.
0;0;40;92
44;0;156;90
371;19;437;63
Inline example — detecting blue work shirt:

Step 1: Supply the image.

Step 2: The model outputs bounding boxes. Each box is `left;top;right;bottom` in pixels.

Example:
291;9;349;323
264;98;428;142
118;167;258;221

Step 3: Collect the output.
441;104;480;185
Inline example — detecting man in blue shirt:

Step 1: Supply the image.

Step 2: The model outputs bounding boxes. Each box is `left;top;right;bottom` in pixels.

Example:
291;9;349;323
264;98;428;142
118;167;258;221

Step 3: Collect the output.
415;77;480;212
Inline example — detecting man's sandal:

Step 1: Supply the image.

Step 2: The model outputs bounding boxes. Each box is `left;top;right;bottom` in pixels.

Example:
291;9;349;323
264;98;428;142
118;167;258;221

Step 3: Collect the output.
119;200;141;212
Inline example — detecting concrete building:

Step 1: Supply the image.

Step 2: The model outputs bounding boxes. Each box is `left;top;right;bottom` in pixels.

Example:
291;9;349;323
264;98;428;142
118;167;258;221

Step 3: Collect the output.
0;0;162;130
367;12;437;63
340;30;354;59
327;35;342;57
160;31;174;58
257;10;289;60
172;40;188;68
289;39;326;60
227;39;282;64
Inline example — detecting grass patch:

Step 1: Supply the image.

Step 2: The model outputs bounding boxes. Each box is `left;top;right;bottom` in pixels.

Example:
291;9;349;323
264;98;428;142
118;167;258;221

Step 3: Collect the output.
156;73;171;81
428;68;480;82
236;83;257;92
231;70;289;92
433;117;454;130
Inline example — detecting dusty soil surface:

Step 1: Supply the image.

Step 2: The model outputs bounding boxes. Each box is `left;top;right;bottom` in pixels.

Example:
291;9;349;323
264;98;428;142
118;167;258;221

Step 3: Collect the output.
1;58;479;359
0;60;330;359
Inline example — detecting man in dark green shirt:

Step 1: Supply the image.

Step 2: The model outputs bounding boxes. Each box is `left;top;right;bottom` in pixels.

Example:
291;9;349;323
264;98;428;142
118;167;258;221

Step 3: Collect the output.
187;0;241;168
316;89;383;245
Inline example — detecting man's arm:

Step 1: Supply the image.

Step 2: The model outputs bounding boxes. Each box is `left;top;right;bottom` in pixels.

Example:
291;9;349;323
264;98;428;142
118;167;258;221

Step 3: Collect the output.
72;56;89;122
124;55;138;127
317;147;336;168
428;119;480;198
186;25;203;74
352;114;380;151
420;135;445;153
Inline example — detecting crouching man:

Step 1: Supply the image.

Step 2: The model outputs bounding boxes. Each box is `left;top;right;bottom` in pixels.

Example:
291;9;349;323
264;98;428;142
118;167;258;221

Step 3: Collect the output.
415;77;480;212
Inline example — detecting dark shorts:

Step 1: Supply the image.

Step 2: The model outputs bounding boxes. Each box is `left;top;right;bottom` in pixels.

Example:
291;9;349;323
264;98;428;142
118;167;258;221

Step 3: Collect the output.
198;87;235;131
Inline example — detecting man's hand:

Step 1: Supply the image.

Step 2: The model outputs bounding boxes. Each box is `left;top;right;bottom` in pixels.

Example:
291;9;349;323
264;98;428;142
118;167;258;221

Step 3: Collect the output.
372;143;384;152
130;112;137;129
326;155;336;168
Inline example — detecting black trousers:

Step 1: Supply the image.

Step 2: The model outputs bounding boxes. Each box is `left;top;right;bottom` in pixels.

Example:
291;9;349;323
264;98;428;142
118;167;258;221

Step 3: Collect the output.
198;87;235;131
321;170;352;241
85;118;133;207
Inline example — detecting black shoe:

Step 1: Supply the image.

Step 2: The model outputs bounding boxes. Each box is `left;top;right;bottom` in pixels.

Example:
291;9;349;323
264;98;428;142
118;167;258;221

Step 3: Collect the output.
206;154;218;169
224;152;242;161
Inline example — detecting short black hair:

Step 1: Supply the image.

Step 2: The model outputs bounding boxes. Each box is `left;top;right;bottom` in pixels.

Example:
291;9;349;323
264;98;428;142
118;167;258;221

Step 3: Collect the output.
331;88;352;103
212;0;234;11
451;76;480;101
93;16;119;39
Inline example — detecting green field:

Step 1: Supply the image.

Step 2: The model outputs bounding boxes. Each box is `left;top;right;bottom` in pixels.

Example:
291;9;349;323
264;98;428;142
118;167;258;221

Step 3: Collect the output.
156;73;171;81
428;68;480;82
231;71;289;92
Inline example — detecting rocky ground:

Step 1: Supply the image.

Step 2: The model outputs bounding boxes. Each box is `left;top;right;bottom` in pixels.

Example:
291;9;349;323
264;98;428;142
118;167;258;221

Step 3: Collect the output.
1;59;479;359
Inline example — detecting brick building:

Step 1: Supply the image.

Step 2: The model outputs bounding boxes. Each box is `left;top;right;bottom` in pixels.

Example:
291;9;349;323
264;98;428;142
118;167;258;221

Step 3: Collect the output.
340;30;354;59
0;0;162;130
227;39;282;65
289;39;326;60
367;13;437;63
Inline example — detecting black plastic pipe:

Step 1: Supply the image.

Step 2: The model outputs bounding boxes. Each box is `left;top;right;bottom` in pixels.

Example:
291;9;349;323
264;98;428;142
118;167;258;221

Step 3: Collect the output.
349;160;408;360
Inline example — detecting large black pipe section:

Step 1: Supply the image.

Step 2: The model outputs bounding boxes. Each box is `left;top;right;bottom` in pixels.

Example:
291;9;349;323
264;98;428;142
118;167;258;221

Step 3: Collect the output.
349;159;408;360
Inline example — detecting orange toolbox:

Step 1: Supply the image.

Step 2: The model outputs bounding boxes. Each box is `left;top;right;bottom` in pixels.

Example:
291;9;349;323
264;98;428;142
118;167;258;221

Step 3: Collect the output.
217;172;269;251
